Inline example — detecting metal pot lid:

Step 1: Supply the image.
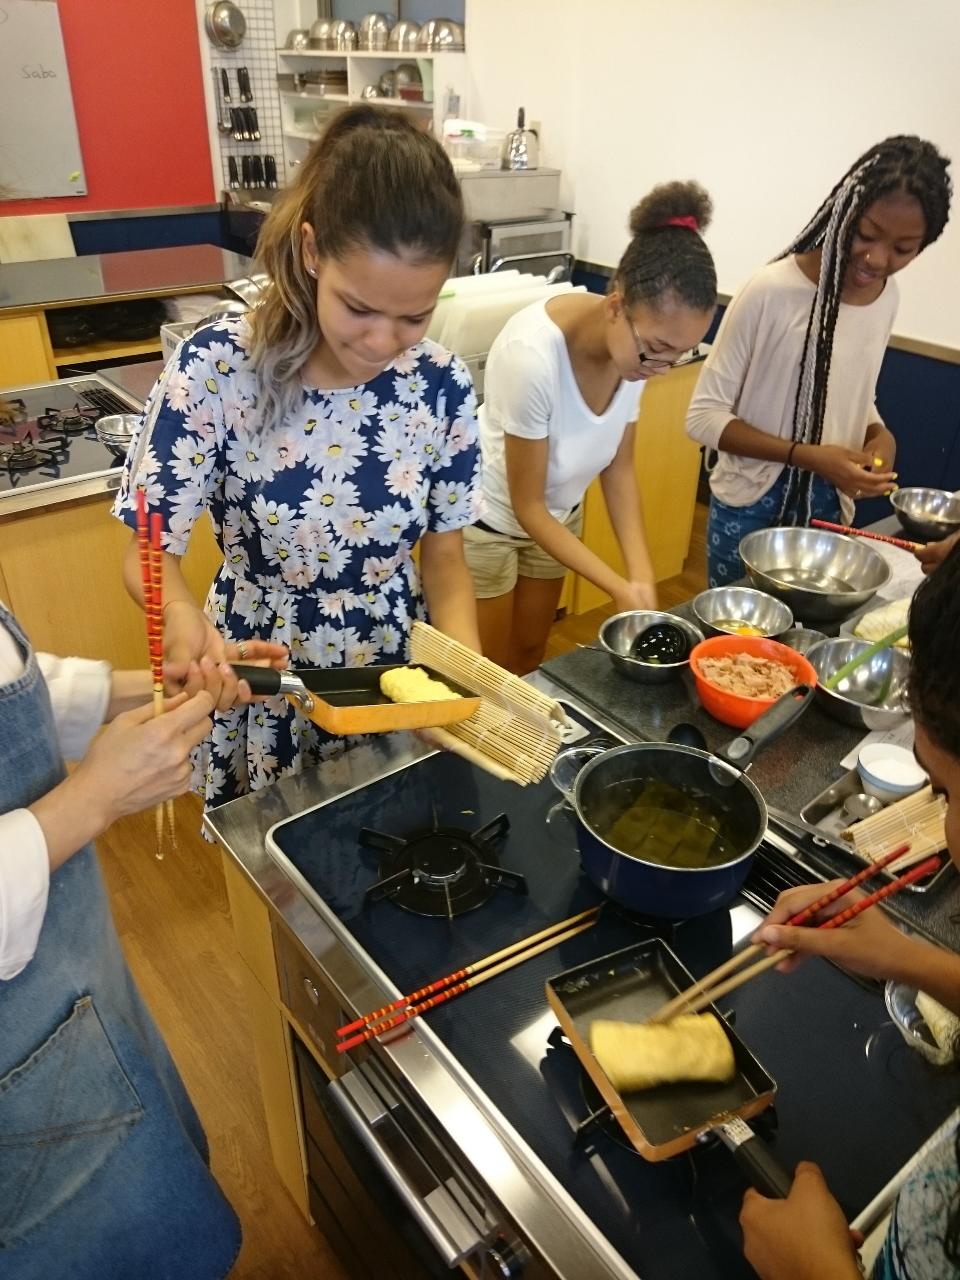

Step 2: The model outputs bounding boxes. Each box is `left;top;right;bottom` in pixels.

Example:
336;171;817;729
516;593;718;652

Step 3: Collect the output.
206;1;246;49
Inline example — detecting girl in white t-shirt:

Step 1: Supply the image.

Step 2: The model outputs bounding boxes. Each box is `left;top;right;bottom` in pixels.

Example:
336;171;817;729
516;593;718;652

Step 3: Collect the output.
687;135;952;587
464;182;717;674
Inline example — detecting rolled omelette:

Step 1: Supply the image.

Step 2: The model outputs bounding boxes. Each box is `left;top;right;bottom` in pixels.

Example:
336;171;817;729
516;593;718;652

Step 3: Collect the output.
379;666;459;703
590;1012;736;1092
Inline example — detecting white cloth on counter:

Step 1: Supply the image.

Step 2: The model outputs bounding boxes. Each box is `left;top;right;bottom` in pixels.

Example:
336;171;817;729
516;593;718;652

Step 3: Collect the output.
477;299;644;537
0;614;111;980
686;257;898;515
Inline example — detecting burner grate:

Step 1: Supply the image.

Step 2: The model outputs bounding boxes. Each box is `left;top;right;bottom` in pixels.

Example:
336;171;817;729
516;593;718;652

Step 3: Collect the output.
360;812;528;918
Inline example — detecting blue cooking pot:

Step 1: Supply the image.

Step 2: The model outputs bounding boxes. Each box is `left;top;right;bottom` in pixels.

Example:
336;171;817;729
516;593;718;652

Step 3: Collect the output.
571;686;813;919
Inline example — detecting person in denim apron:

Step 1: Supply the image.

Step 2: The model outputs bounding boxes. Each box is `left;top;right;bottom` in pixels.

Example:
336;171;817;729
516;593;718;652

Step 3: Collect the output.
0;604;245;1278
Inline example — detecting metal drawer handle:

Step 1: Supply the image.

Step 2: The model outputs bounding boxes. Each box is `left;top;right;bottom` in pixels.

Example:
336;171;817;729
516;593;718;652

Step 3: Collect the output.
302;976;321;1005
327;1076;485;1267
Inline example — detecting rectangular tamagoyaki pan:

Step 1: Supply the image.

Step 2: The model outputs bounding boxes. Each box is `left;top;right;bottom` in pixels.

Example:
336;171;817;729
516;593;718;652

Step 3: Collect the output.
230;662;481;735
546;938;786;1183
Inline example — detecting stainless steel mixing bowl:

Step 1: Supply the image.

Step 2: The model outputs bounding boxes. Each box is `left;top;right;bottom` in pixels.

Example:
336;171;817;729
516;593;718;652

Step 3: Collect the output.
598;610;704;685
738;527;891;622
805;637;910;729
692;586;793;639
890;487;960;542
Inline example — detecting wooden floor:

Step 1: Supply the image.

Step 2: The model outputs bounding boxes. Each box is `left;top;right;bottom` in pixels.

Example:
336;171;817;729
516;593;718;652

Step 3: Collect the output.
95;507;709;1277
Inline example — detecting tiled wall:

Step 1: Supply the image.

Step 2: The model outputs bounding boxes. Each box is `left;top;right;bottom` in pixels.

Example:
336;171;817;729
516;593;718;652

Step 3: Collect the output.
207;0;284;198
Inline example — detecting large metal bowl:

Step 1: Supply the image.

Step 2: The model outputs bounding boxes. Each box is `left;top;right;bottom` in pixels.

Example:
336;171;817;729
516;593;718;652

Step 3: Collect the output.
890;487;960;542
598;611;704;685
692;586;793;639
805;637;910;729
739;527;891;622
95;413;140;460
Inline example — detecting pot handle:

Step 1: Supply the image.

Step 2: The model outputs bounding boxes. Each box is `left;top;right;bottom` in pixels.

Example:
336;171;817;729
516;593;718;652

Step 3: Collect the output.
719;684;814;772
718;1119;793;1198
230;664;281;696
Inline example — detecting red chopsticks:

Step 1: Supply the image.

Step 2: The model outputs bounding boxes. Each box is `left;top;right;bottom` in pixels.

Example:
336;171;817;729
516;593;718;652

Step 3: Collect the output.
650;842;927;1022
810;518;923;553
335;906;601;1053
135;489;174;858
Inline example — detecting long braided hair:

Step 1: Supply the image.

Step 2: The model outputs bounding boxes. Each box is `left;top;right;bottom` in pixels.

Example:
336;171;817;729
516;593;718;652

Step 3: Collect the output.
774;136;951;525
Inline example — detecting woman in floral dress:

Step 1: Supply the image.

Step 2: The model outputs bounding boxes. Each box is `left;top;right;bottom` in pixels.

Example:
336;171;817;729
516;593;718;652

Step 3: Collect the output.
114;106;481;810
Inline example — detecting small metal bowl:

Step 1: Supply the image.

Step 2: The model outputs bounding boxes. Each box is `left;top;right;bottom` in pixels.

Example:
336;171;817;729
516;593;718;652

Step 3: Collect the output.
890;487;960;542
597;611;704;685
739;526;891;622
806;637;910;730
778;627;828;656
842;792;883;822
95;413;140;459
284;27;310;49
692;586;793;639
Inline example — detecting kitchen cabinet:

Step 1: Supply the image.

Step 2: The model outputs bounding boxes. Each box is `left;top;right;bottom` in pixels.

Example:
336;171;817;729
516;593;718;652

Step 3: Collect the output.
0;311;57;384
570;359;704;614
0;496;223;668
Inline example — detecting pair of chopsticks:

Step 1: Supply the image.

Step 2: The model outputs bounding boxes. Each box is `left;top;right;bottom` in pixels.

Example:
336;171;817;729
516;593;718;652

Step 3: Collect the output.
135;489;174;859
810;518;923;553
335;905;601;1053
649;842;939;1023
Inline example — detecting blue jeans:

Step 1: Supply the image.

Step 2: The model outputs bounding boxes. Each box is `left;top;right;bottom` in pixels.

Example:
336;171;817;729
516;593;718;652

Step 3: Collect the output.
707;475;842;588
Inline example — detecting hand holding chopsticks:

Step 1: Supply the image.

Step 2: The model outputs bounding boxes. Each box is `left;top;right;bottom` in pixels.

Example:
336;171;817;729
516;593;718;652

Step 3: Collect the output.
650;843;939;1023
335;906;601;1052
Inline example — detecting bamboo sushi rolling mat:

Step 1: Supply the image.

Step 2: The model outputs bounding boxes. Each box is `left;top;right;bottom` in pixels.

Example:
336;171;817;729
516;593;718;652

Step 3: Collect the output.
842;785;947;872
409;622;570;785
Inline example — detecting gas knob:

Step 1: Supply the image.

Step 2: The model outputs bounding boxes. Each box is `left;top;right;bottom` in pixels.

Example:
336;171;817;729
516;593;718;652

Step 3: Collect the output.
485;1239;528;1277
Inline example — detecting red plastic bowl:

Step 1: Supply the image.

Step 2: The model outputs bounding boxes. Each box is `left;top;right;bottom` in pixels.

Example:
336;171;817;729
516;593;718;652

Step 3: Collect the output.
689;635;818;729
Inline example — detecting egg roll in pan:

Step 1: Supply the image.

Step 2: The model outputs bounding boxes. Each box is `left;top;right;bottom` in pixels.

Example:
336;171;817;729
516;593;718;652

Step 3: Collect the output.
546;937;793;1196
231;662;480;735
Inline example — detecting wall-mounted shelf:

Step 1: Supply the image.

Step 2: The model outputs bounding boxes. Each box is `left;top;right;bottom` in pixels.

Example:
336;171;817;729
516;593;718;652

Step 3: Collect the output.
277;48;467;173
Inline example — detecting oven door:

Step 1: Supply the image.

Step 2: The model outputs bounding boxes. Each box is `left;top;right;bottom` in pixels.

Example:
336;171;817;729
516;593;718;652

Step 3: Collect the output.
482;216;573;279
294;1037;496;1277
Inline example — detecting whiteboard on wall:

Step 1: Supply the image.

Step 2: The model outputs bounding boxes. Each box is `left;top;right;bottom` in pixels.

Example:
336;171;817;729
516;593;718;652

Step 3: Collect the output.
465;0;960;349
0;0;86;199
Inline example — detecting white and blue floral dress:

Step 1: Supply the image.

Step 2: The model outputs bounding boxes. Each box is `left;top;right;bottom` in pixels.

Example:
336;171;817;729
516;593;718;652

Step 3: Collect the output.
113;318;481;810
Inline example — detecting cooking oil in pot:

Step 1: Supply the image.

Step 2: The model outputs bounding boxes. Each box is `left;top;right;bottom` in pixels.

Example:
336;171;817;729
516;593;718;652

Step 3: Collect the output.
595;778;742;869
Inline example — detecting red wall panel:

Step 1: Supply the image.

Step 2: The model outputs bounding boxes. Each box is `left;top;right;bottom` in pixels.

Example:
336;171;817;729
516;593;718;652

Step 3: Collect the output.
1;0;214;215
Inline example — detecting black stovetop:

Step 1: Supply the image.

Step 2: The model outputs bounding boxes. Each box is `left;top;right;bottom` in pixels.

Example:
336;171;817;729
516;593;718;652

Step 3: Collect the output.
0;376;132;493
269;740;959;1280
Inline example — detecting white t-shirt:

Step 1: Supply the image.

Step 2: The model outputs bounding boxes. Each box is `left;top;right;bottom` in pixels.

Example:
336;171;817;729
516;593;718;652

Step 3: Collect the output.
0;616;110;980
686;256;897;511
478;299;645;537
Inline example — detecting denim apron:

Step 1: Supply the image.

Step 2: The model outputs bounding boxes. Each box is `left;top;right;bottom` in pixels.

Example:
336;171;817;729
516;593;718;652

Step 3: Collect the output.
0;606;241;1279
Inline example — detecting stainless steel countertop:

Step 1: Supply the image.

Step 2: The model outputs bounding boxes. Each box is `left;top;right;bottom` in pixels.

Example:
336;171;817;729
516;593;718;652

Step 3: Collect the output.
0;245;252;315
98;359;165;406
203;675;640;1280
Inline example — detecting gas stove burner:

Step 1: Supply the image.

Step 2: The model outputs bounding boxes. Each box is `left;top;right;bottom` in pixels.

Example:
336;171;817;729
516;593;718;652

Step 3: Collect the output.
0;397;27;428
360;812;528;918
0;429;68;473
37;403;100;435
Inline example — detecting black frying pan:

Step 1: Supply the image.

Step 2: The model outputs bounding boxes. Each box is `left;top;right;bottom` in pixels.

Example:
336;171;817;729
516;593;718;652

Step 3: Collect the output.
546;938;793;1197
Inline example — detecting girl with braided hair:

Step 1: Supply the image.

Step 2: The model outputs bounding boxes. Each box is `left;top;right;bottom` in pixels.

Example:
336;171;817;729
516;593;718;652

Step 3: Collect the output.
687;136;952;587
464;182;717;674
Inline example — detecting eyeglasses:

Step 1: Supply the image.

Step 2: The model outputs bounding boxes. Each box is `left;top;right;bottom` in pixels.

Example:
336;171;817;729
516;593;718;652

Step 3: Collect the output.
625;312;700;372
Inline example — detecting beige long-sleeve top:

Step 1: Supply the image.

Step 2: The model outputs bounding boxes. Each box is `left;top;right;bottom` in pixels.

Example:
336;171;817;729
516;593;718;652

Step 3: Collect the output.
686;257;898;510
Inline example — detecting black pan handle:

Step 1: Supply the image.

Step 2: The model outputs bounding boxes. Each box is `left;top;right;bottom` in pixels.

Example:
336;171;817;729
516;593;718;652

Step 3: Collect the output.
231;664;281;696
719;684;814;773
718;1119;793;1198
